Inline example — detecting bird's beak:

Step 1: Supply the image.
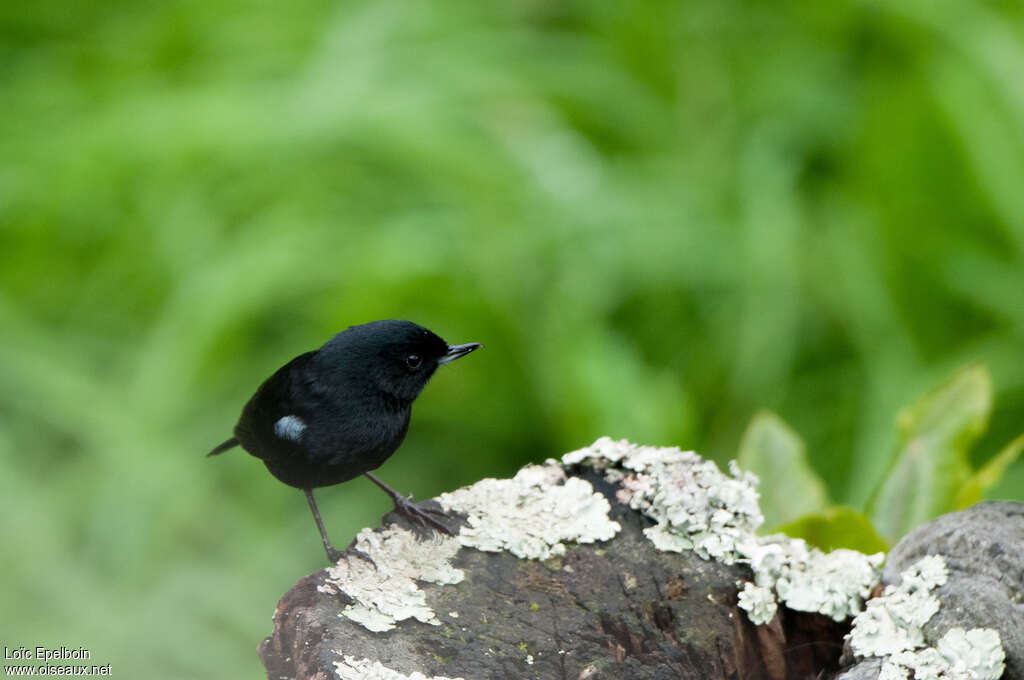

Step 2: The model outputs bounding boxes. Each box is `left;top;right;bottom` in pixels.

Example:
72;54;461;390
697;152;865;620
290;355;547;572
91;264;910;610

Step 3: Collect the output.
438;342;483;365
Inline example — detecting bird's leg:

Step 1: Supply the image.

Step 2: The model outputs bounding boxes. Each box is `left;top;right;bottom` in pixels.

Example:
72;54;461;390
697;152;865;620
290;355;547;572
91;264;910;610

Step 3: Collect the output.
304;488;374;565
363;472;453;535
305;488;345;562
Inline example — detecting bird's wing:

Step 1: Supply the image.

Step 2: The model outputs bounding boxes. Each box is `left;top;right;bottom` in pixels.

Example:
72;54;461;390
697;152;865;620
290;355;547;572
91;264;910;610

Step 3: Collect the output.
233;351;319;457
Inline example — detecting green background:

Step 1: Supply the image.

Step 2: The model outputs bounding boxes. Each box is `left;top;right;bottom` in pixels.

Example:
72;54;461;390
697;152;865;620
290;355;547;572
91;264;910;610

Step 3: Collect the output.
2;1;1023;677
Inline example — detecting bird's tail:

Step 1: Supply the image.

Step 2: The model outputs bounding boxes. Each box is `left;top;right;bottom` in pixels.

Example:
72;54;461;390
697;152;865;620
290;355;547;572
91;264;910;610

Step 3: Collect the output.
207;437;239;457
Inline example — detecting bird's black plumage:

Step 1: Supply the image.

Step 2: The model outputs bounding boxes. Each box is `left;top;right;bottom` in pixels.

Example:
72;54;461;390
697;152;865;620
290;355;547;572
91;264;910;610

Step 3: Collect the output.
208;319;481;562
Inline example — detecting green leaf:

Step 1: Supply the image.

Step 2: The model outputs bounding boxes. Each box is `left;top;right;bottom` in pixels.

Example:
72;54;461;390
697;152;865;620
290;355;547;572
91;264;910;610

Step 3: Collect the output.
738;411;829;527
775;507;889;554
868;364;992;542
954;432;1024;509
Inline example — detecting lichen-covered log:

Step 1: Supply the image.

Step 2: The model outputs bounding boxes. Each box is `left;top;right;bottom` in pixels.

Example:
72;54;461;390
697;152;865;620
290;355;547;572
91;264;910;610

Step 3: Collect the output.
258;439;1019;680
261;473;752;680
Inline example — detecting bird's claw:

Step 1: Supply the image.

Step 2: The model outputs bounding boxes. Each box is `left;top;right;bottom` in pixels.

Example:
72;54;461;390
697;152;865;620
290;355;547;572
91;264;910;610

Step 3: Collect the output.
391;495;454;536
328;545;377;569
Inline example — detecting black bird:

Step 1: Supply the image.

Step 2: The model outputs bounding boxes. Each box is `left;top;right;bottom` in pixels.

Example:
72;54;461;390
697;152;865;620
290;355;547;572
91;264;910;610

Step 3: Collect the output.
208;319;482;562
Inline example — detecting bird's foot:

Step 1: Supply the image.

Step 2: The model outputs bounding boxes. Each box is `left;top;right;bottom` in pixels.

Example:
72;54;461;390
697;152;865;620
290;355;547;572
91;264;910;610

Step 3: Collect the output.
391;494;455;536
363;472;459;536
327;545;377;568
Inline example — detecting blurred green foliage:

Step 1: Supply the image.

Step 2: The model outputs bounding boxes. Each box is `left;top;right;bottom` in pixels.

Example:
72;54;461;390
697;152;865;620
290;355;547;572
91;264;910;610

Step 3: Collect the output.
867;363;993;541
744;364;1022;553
2;0;1023;677
738;411;829;526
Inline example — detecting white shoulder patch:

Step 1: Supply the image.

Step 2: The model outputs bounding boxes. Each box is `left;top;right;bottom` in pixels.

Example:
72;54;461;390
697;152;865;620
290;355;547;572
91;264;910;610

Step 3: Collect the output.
274;415;307;442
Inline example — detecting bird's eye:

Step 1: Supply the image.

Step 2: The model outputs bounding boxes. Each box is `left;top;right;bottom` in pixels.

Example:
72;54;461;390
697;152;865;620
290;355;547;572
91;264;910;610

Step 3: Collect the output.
406;354;422;369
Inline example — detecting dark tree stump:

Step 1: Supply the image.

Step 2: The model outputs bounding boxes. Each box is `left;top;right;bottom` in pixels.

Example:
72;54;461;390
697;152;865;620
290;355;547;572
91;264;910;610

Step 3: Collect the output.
260;470;843;679
258;441;1021;680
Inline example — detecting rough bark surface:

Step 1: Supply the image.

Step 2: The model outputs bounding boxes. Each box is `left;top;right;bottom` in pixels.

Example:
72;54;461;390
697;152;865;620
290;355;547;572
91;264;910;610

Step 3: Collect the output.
259;470;848;680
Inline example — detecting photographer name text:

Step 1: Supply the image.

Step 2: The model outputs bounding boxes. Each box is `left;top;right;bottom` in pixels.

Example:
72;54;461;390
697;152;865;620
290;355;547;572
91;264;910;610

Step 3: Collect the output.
5;648;90;662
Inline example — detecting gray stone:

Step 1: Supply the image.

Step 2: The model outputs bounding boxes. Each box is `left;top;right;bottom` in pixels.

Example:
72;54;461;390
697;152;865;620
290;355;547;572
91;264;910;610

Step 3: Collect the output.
836;501;1024;680
883;501;1024;680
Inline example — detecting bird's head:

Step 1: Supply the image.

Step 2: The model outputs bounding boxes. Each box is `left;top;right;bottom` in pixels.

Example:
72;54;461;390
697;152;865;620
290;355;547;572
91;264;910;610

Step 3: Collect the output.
321;319;482;403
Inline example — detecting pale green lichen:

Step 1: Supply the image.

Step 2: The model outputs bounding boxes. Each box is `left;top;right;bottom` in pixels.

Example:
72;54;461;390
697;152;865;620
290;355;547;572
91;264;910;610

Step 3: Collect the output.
333;655;465;680
564;438;763;564
737;582;777;625
322;525;464;632
879;628;1005;680
932;628;1005;679
438;463;620;560
848;556;1006;680
847;555;948;657
565;438;882;623
745;536;883;622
